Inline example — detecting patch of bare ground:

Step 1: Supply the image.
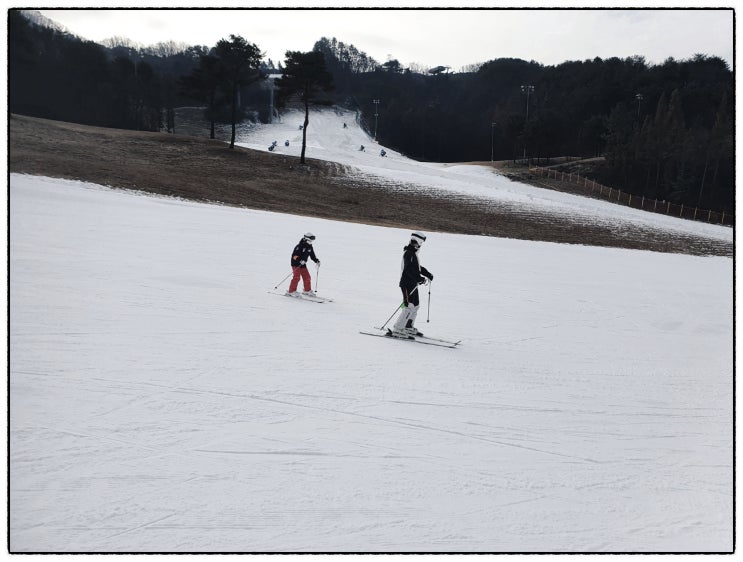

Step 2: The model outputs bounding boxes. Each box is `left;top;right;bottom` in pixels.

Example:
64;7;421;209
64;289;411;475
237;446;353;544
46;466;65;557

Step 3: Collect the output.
9;114;731;257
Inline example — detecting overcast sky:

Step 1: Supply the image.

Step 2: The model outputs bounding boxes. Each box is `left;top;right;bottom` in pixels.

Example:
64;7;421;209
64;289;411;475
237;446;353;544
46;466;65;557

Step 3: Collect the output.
34;7;735;71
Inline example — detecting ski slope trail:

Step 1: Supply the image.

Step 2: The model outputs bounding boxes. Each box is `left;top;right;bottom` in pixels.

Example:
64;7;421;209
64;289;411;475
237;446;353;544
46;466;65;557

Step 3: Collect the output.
236;107;732;250
10;173;733;552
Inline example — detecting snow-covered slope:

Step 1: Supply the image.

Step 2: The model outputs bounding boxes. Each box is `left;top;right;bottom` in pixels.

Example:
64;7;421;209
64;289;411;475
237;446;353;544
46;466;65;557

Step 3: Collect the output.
236;108;732;246
10;173;733;552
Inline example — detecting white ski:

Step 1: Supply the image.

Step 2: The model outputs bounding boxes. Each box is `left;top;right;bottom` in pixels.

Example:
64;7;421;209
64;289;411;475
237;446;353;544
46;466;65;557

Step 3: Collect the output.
359;329;459;348
268;290;333;303
415;334;462;346
370;327;461;346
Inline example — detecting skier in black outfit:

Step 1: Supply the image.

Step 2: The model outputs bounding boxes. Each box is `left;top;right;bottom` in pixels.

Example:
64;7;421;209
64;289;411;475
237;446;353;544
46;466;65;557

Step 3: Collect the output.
391;231;433;337
287;232;320;295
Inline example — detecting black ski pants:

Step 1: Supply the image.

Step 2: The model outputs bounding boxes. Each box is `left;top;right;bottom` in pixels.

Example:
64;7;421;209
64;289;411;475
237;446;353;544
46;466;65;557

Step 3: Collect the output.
400;283;420;307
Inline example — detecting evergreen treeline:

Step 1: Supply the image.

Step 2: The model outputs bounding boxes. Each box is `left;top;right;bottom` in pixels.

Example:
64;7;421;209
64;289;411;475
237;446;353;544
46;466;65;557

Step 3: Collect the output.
9;10;207;132
331;51;733;213
9;10;734;213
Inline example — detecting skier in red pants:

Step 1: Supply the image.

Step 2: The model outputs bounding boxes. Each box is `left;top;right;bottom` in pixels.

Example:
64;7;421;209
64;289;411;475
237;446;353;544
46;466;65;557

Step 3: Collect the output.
287;232;321;296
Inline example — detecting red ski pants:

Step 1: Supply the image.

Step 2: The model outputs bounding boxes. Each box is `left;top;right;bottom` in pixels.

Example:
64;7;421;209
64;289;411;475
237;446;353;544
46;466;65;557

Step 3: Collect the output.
288;266;312;292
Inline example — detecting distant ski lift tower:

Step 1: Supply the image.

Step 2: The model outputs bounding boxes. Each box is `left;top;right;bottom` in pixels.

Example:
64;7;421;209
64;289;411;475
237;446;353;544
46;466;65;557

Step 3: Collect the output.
373;99;380;141
635;93;644;120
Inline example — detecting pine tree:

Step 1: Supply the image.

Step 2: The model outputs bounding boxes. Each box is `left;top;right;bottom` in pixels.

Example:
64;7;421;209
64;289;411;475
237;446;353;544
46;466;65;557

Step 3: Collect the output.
179;54;224;139
276;50;334;164
699;91;733;208
213;35;263;149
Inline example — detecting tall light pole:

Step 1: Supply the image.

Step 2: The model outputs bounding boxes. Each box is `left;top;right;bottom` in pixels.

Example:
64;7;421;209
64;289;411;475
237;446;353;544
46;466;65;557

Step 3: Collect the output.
635;93;643;120
373;99;380;141
521;85;535;162
491;122;497;166
521;84;535;122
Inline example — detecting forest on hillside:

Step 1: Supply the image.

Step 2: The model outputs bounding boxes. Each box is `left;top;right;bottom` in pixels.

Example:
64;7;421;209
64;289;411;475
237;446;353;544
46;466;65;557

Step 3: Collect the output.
8;10;734;213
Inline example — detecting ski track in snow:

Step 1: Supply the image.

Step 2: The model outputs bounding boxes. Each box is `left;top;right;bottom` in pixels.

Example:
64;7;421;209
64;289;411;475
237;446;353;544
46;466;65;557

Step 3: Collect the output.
9;109;733;553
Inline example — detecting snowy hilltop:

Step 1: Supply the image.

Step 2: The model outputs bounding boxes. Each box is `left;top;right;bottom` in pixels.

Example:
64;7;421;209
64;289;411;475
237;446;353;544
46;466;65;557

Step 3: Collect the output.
8;107;734;552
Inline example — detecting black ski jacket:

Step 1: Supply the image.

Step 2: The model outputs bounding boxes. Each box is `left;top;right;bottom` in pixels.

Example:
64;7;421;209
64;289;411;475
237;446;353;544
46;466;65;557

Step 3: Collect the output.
399;244;432;289
291;240;319;268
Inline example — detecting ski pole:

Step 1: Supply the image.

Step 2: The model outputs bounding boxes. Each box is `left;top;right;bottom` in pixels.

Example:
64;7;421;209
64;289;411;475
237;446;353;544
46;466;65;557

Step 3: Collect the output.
427;280;432;323
315;262;320;293
377;285;419;330
378;303;403;330
273;271;292;289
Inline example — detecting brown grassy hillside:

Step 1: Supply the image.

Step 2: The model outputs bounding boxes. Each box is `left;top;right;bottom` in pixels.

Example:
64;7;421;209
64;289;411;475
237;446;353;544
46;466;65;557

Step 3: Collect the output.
9;114;731;257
